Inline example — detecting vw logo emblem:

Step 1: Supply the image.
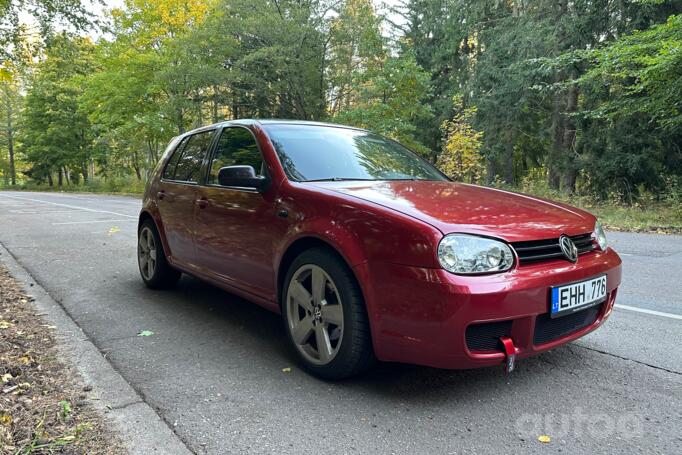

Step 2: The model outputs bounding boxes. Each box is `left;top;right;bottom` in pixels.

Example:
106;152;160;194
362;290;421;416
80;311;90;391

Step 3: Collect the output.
559;235;578;263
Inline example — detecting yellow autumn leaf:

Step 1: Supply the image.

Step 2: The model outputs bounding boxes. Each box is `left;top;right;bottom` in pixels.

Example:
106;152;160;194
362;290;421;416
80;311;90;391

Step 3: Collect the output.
1;373;12;383
538;435;551;443
0;320;12;329
108;226;121;235
281;367;291;373
0;413;12;426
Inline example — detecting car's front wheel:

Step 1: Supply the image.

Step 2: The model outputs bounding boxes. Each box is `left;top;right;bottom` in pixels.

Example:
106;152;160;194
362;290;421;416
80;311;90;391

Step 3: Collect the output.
138;219;181;289
282;248;374;379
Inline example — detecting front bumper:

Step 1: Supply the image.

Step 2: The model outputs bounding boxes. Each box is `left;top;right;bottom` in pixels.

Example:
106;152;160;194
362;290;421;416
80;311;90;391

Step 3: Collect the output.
354;247;622;369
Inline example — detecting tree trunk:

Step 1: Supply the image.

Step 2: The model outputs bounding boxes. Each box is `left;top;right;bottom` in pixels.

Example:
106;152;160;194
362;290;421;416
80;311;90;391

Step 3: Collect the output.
548;92;563;190
560;82;579;194
6;100;15;185
212;87;219;123
503;142;514;185
176;108;185;135
47;172;53;187
485;158;495;185
81;162;89;183
57;168;63;187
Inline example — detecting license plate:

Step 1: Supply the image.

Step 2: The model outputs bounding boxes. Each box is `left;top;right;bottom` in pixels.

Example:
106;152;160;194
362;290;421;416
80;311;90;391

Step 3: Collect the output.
550;275;607;318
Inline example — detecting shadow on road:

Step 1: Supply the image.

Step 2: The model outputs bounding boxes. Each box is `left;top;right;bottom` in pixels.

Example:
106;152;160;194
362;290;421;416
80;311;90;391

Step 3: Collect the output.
117;273;564;403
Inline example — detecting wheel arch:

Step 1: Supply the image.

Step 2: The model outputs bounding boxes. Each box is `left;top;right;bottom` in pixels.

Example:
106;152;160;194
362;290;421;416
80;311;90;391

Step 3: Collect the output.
276;236;362;308
138;209;171;257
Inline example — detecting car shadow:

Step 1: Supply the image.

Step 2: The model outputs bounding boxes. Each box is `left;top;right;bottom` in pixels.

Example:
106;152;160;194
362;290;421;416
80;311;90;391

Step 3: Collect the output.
129;273;574;403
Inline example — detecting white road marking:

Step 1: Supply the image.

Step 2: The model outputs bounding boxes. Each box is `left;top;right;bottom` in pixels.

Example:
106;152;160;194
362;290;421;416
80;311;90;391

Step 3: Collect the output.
52;219;136;225
10;209;86;215
615;304;682;321
24;192;141;204
0;194;137;219
619;253;633;256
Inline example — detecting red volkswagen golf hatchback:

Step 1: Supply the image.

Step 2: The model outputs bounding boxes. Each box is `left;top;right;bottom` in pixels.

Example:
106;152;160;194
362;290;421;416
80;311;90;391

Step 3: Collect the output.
138;120;622;379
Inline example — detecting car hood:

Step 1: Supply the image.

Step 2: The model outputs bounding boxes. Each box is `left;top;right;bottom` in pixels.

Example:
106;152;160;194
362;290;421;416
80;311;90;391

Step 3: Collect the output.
311;180;595;242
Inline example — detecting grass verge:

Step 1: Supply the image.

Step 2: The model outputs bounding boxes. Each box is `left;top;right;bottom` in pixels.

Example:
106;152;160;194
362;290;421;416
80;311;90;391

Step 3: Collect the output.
0;266;125;455
577;202;682;234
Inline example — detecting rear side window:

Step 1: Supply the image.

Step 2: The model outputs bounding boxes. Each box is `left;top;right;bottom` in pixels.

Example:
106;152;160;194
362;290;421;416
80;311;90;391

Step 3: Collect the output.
162;137;189;180
208;127;263;185
168;130;215;183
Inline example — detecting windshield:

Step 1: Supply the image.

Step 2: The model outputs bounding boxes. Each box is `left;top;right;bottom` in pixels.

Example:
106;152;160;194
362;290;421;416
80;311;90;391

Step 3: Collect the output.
263;124;448;182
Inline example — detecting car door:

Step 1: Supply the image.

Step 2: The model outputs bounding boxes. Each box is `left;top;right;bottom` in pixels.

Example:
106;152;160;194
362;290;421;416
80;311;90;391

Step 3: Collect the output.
157;129;215;268
194;126;285;301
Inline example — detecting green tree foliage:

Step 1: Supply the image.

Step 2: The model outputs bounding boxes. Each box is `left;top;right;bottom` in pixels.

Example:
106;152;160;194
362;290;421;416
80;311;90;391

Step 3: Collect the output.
0;0;93;60
1;0;680;204
0;62;21;185
334;50;433;155
576;13;682;200
19;35;95;185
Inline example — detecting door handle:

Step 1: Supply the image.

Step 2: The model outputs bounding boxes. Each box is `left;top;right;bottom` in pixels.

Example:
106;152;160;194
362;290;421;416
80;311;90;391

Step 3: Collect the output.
157;190;165;200
196;198;209;209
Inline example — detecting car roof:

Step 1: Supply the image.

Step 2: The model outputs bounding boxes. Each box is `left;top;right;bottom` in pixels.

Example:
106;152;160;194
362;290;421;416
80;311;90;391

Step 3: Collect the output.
180;119;368;137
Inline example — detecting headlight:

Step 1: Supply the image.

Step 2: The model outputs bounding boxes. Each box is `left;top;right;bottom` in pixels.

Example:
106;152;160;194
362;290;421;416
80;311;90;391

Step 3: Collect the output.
437;234;514;274
594;220;608;250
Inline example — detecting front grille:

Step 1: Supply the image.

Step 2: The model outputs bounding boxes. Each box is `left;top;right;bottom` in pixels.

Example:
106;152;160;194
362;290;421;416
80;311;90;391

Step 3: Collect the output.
512;233;595;264
533;303;602;345
465;320;513;352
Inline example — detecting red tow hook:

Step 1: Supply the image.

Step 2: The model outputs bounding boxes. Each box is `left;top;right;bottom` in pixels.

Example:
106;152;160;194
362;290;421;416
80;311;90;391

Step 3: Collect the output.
499;336;517;374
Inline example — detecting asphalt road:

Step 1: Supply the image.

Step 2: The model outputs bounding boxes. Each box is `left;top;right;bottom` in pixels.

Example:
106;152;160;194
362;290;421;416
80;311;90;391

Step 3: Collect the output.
0;191;680;454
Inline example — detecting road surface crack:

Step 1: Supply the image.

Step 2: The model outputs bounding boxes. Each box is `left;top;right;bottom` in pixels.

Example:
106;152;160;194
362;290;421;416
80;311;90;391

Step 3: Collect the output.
573;343;681;376
108;399;143;411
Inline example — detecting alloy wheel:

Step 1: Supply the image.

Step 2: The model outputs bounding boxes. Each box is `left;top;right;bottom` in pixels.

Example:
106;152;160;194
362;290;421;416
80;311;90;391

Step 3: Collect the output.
286;264;344;365
138;226;157;281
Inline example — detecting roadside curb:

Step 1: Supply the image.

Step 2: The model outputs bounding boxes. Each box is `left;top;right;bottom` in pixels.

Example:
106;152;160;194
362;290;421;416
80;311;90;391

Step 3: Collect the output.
0;242;194;455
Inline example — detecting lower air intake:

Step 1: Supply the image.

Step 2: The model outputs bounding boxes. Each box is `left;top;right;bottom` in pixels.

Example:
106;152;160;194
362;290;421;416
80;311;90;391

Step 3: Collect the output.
533;304;602;345
465;320;513;352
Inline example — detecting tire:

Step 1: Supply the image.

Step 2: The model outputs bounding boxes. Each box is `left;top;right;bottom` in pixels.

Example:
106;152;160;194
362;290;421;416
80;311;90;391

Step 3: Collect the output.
282;247;375;380
137;219;181;289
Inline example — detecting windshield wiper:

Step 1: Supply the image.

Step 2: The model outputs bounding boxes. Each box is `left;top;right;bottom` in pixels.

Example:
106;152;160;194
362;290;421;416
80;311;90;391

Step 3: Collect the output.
302;177;376;182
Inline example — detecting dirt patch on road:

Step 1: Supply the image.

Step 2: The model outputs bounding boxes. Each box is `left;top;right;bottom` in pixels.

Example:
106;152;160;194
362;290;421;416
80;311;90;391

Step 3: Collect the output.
0;266;125;454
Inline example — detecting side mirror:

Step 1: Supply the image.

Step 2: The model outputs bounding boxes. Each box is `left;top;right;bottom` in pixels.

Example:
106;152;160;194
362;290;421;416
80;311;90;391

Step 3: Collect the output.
217;165;267;191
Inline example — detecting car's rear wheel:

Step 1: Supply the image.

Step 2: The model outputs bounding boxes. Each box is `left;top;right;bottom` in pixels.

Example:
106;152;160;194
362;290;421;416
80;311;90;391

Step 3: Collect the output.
282;248;374;379
138;219;181;289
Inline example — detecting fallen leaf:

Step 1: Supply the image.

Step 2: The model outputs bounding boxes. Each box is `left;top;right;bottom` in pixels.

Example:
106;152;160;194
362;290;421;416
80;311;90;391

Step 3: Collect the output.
1;373;12;383
0;413;11;426
538;435;551;443
137;330;154;337
281;367;291;373
19;355;32;365
0;320;12;329
108;227;120;235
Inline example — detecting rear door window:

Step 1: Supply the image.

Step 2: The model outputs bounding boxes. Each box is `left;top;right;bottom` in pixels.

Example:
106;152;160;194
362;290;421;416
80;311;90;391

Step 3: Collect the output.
171;130;215;183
